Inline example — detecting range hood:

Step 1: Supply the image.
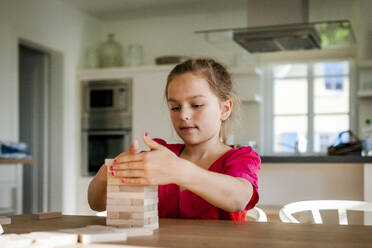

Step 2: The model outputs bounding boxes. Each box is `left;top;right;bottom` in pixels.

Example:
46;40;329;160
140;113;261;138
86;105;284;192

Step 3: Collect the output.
195;0;355;54
196;20;355;53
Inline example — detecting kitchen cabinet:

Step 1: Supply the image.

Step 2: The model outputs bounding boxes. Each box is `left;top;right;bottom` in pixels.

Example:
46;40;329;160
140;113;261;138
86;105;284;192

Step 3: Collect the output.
358;60;372;98
357;61;372;142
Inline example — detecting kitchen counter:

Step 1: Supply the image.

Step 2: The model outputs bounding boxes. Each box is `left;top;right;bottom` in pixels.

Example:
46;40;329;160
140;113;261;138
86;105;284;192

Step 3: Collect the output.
261;155;372;163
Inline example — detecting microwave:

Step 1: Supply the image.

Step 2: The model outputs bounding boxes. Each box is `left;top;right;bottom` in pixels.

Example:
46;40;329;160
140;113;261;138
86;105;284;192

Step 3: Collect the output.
83;79;132;115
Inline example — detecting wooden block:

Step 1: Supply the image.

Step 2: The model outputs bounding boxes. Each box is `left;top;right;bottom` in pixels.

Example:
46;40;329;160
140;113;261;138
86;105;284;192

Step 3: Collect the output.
145;222;159;230
114;227;154;237
86;225;154;237
21;232;78;246
60;226;127;244
0;216;11;225
106;198;158;206
0;234;33;246
106;216;158;227
105;159;114;166
107;191;158;200
33;212;62;220
107;185;158;193
106;203;157;212
107;210;158;220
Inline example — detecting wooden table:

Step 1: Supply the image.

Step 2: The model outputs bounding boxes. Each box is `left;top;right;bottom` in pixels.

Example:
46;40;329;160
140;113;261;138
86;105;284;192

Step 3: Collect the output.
4;215;372;247
0;158;34;165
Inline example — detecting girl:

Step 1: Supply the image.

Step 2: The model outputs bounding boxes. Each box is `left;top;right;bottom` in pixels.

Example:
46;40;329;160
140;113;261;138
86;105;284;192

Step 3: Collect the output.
88;58;260;221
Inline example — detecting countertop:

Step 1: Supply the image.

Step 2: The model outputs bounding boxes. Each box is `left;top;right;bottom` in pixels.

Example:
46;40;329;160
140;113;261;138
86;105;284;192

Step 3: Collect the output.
261;155;372;163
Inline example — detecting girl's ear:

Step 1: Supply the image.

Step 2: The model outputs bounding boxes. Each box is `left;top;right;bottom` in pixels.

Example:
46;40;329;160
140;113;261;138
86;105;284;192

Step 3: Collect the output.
220;99;233;121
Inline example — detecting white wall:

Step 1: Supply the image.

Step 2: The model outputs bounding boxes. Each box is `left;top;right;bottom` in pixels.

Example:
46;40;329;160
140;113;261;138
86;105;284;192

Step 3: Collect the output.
0;0;103;214
102;4;250;67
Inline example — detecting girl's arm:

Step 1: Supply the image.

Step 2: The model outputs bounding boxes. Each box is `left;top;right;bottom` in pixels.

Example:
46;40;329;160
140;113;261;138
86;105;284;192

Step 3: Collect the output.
87;140;139;211
87;164;107;211
177;160;253;212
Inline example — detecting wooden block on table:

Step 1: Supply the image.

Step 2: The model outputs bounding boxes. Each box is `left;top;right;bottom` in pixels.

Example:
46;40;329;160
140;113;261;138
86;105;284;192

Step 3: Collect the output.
106;203;157;212
0;216;11;225
107;185;158;193
60;226;127;244
106;198;158;206
20;232;78;246
107;210;158;220
107;191;157;200
106;216;158;227
86;225;154;237
33;211;62;220
0;234;33;246
114;227;154;237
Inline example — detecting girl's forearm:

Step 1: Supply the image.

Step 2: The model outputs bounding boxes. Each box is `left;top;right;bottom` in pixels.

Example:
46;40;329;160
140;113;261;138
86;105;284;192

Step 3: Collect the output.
87;164;107;211
176;160;253;212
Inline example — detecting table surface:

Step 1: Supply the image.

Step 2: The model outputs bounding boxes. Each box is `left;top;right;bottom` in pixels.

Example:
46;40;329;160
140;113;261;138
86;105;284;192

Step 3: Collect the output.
4;215;372;248
0;158;34;164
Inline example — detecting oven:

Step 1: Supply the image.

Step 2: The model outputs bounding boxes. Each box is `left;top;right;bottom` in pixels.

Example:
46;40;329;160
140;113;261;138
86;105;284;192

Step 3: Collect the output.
81;78;132;176
81;129;131;176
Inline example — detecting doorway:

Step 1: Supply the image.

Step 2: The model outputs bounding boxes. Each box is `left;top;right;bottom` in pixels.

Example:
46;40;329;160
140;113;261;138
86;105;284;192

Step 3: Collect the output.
19;44;50;213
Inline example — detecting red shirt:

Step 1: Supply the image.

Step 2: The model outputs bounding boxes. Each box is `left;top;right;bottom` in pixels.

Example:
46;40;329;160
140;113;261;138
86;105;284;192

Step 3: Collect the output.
155;139;261;221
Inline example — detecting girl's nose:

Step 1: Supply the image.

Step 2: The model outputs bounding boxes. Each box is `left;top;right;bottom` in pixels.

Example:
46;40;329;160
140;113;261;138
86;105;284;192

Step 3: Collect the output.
180;108;191;121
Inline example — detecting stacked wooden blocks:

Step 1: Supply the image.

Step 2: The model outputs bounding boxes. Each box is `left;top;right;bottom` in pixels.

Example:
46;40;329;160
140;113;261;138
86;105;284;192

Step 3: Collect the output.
106;159;159;229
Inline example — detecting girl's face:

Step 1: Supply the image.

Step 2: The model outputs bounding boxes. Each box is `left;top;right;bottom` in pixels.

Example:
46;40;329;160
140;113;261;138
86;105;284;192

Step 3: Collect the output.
167;72;232;145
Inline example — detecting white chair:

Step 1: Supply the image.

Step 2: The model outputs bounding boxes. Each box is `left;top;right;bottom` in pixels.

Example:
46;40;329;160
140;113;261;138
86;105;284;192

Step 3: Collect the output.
96;211;107;217
279;200;372;225
246;207;268;222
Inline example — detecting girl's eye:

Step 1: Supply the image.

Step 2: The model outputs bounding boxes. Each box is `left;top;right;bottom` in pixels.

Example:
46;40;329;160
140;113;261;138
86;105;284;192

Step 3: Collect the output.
192;104;203;109
170;106;180;111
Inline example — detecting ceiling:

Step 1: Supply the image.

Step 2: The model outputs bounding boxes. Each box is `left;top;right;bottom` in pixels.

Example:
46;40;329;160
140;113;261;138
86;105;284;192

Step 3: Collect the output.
60;0;246;20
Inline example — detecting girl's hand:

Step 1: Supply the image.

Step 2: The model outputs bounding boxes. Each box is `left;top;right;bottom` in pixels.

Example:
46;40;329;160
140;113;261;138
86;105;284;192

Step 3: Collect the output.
109;132;183;185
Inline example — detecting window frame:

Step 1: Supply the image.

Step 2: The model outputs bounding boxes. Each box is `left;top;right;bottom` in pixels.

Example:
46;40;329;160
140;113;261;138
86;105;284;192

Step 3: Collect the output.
262;60;357;155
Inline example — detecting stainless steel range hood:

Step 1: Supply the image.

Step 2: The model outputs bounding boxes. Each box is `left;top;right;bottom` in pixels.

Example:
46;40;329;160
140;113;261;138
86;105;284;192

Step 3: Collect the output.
196;0;355;54
196;20;355;54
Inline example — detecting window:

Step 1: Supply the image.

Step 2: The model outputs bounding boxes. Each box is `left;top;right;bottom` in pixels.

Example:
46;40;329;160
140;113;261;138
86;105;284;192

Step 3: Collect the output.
265;61;353;154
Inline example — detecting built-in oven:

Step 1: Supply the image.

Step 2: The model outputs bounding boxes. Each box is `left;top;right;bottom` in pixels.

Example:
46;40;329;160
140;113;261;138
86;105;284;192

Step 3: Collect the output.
81;129;131;176
81;78;132;176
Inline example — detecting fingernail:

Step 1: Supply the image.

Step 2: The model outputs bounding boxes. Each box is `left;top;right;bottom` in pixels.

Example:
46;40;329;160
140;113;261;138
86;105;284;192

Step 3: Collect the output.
113;159;117;163
109;165;113;171
145;131;148;136
121;178;125;183
111;171;115;176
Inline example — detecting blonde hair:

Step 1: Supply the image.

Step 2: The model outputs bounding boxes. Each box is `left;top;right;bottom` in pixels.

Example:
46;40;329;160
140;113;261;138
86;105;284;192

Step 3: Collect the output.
165;57;241;143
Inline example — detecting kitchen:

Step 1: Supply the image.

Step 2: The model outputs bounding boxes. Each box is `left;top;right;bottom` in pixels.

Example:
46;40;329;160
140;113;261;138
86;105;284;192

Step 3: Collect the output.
1;0;372;231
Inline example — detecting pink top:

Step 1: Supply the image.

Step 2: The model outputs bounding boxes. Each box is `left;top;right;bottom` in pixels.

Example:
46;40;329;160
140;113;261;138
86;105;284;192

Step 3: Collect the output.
154;138;261;221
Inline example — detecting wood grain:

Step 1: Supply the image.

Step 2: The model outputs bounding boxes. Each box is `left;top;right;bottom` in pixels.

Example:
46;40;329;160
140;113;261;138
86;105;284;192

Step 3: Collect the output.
3;215;372;247
0;158;34;165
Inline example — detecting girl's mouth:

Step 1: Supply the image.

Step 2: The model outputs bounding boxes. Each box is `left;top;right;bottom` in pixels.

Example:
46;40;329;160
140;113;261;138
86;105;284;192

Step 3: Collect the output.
180;126;197;132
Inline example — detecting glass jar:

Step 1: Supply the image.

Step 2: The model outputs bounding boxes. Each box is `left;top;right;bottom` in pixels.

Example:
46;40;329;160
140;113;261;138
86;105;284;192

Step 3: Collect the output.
126;44;144;66
98;34;123;68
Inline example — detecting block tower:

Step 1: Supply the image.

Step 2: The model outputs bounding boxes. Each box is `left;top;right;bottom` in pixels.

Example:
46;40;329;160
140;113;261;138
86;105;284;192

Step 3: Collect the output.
105;159;159;229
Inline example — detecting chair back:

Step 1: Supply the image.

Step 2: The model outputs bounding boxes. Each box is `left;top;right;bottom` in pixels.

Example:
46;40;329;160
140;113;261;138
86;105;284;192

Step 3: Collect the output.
95;211;107;217
279;200;372;225
246;207;268;222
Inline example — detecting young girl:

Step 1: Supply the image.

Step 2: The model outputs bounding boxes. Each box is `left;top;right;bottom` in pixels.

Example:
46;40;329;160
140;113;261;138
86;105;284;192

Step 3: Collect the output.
88;58;260;221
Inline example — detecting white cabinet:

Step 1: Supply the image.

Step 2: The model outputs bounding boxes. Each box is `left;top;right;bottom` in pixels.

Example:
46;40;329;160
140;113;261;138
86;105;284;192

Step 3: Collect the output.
357;61;372;139
232;67;262;103
358;60;372;98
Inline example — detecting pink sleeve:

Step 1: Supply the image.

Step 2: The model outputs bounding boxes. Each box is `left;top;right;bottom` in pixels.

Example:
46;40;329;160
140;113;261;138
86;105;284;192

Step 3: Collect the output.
222;147;261;210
